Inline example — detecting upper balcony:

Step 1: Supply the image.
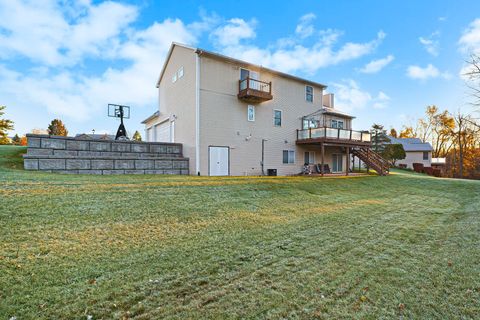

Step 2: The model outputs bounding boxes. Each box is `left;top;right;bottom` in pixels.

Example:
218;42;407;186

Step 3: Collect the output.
238;77;273;103
296;127;372;147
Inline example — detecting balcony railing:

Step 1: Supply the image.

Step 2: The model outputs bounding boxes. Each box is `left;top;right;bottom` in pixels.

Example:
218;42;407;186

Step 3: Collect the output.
297;127;371;143
238;77;273;103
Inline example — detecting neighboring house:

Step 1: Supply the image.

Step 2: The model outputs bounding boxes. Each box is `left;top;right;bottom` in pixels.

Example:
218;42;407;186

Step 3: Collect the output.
387;137;433;169
142;43;378;176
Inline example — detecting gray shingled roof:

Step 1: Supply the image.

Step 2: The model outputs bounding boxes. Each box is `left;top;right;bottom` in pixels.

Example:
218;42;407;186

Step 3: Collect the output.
388;136;433;152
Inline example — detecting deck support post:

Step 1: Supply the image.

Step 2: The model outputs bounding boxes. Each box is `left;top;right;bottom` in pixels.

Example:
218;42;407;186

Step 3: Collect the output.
352;154;355;172
321;142;324;177
346;147;350;176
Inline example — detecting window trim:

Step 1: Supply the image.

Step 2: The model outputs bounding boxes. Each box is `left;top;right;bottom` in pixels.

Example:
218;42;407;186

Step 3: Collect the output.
178;66;184;79
172;72;177;83
283;150;295;164
273;109;282;127
247;105;255;122
304;151;315;164
423;151;429;160
331;119;344;129
305;85;314;103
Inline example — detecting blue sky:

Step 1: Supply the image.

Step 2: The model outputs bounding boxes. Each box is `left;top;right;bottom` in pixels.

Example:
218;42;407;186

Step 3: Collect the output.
2;0;480;137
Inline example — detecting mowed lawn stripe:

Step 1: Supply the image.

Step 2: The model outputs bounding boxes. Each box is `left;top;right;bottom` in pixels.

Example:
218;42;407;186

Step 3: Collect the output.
0;146;479;319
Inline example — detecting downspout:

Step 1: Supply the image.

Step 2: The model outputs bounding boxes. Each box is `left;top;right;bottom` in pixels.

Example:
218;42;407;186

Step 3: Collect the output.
195;52;201;175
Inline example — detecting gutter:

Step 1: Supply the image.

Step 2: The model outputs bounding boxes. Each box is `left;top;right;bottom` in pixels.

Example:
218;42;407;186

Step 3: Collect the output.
195;52;200;175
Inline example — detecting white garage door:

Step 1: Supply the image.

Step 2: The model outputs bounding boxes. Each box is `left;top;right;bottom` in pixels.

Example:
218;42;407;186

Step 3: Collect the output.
209;146;229;176
155;121;171;142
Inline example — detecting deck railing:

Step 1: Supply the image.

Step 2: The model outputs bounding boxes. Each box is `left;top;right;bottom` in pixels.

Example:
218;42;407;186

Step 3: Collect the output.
239;77;272;94
297;127;371;142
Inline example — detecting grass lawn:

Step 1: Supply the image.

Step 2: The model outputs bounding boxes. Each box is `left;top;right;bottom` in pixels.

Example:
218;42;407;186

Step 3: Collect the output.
1;145;479;319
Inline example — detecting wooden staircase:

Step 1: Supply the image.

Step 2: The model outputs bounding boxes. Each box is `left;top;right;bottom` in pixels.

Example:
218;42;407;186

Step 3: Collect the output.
352;148;390;176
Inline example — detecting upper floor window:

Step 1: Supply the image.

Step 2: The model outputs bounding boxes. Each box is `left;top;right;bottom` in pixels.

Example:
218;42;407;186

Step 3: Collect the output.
331;119;344;129
172;67;184;83
305;85;313;102
178;67;184;79
247;105;255;122
423;152;429;160
274;110;282;127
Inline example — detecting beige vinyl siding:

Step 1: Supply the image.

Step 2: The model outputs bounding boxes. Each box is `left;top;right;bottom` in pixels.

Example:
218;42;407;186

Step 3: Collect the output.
157;45;197;173
198;55;325;176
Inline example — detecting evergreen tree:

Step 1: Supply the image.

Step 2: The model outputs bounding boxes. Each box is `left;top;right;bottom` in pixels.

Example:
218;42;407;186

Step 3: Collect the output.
47;119;68;136
132;130;142;141
370;123;390;153
382;144;406;166
0;105;14;144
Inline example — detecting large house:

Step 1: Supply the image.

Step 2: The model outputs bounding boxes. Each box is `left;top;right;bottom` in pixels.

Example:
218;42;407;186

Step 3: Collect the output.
387;137;432;169
142;43;387;176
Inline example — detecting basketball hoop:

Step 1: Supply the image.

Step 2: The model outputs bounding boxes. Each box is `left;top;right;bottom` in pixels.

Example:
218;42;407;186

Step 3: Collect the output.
108;104;130;140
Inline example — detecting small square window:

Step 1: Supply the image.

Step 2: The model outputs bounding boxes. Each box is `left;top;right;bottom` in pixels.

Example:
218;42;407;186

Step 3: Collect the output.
331;120;338;128
247;105;255;122
274;110;282;127
178;67;184;79
306;85;313;102
423;152;429;160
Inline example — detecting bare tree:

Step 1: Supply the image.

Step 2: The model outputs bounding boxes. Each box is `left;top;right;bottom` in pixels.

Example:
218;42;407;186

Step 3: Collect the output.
464;54;480;107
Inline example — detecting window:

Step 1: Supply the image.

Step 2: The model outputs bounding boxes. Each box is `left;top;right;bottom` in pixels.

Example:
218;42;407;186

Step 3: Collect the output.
178;67;184;79
303;119;319;129
304;151;315;164
240;68;249;80
423;152;429;160
283;150;295;164
274;110;282;127
172;67;183;83
331;119;344;129
247;105;255;122
305;85;313;102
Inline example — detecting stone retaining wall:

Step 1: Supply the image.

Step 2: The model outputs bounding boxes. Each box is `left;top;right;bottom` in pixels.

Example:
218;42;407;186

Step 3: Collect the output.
23;134;189;175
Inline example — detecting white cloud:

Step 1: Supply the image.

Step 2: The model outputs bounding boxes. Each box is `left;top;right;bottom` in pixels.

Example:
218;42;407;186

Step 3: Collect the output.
210;18;256;46
331;80;390;112
0;10;199;122
406;64;450;80
459;18;480;53
373;91;390;109
359;55;394;73
295;13;316;38
0;0;138;66
419;31;440;56
216;30;386;75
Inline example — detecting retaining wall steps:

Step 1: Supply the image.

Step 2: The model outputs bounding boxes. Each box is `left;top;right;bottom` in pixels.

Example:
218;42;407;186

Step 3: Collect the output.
23;134;189;175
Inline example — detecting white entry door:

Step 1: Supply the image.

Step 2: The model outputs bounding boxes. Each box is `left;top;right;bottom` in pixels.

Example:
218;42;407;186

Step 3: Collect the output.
332;154;343;173
209;146;229;176
155;121;171;142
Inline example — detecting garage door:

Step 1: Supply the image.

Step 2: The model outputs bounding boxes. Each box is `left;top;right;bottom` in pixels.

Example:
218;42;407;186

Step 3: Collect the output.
155;121;171;142
209;146;229;176
146;127;153;142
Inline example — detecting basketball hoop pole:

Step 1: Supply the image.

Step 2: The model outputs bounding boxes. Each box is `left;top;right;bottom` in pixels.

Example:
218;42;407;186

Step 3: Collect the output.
108;104;130;140
115;105;127;140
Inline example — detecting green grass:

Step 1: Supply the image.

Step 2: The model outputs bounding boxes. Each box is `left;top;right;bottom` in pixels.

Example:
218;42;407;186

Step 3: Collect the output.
0;145;479;319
